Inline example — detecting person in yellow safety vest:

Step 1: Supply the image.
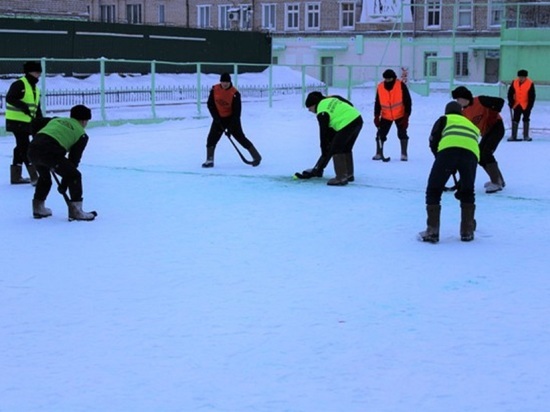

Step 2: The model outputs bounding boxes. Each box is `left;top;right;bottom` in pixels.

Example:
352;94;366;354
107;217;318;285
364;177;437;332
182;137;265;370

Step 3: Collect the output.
5;61;44;185
419;101;480;244
298;91;363;186
507;69;536;141
373;69;412;161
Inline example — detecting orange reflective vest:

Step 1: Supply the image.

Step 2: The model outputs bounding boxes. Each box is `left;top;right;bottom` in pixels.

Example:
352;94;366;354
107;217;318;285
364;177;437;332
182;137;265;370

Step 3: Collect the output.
462;97;501;137
511;78;533;110
212;84;237;118
377;80;405;120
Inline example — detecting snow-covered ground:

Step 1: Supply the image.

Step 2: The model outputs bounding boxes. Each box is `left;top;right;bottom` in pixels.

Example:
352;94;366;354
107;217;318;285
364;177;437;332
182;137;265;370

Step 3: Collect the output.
1;72;549;412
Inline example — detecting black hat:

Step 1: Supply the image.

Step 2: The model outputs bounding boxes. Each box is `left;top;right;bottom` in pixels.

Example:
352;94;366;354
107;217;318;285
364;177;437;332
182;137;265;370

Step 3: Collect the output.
517;69;528;77
451;86;473;103
220;72;231;82
23;61;42;74
445;101;463;115
305;91;325;108
70;105;92;121
382;69;397;79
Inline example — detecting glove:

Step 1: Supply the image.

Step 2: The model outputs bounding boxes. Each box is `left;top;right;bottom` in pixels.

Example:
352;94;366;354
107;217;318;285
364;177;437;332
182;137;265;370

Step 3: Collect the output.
22;105;32;116
398;115;409;129
294;168;323;179
373;116;381;128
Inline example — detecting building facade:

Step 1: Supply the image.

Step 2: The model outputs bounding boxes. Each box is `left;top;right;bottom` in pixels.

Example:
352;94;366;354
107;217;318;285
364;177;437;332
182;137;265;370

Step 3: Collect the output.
2;1;549;87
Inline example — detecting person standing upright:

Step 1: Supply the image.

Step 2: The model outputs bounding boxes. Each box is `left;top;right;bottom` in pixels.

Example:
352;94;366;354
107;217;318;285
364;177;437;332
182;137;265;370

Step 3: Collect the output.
507;69;536;141
452;86;506;194
5;61;43;185
373;69;412;161
201;72;261;168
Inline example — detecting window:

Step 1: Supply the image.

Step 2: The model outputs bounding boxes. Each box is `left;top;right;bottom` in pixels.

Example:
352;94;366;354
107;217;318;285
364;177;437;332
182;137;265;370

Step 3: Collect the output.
454;52;469;77
219;5;231;30
341;2;355;29
285;3;299;30
126;4;142;24
100;5;116;23
240;5;252;30
197;5;211;28
158;5;165;24
489;0;503;27
262;4;276;30
457;0;472;27
426;0;441;28
424;52;438;77
306;3;320;30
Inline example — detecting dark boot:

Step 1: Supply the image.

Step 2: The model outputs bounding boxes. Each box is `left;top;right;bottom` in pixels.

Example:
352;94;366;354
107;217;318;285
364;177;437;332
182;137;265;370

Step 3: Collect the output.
400;139;408;161
372;138;383;160
26;164;39;186
345;152;354;182
32;199;52;219
327;154;348;186
523;120;532;141
508;122;520;141
483;162;504;193
248;145;262;167
419;204;441;243
10;164;31;184
201;146;215;168
460;203;476;242
68;200;97;221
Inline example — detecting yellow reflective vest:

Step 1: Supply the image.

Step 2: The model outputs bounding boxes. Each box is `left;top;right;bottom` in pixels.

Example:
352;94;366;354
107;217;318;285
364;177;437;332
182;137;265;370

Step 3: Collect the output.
5;77;41;123
438;114;480;161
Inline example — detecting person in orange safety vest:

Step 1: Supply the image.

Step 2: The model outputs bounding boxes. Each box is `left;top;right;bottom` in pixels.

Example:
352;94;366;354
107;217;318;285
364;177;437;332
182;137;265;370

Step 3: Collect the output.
201;72;262;168
507;69;536;141
373;69;412;161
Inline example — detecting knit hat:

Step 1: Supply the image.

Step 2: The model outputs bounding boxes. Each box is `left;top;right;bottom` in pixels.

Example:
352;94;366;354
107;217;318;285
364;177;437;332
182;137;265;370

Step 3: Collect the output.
451;86;473;103
445;101;463;115
517;69;528;77
382;69;397;79
305;91;325;108
220;72;231;82
23;61;42;74
70;105;92;121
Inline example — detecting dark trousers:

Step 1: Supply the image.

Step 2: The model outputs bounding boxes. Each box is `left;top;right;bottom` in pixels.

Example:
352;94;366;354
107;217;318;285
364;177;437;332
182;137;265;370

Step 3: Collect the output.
27;135;83;202
330;116;363;155
479;120;505;167
426;148;478;205
206;117;253;149
512;106;531;123
377;117;409;142
12;130;32;166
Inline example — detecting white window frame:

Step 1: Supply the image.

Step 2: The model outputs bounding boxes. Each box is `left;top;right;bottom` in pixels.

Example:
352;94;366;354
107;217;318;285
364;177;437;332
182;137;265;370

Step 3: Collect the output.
197;5;211;28
285;3;300;31
457;0;473;28
158;4;165;24
126;4;142;24
219;5;231;30
239;5;253;30
340;2;355;30
424;52;438;77
305;2;321;31
425;0;441;29
100;5;116;23
454;52;469;77
488;0;503;28
262;3;276;30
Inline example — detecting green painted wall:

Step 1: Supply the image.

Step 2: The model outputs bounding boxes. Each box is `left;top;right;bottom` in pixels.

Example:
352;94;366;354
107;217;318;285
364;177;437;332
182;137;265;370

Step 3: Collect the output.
0;17;271;74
